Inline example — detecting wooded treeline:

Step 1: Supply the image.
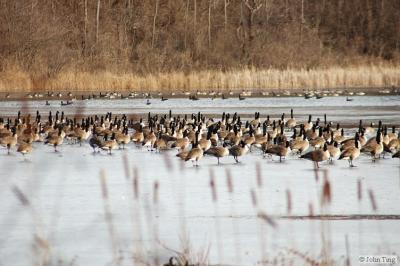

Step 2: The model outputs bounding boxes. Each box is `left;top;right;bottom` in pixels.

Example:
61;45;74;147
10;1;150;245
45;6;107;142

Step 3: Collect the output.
1;0;399;77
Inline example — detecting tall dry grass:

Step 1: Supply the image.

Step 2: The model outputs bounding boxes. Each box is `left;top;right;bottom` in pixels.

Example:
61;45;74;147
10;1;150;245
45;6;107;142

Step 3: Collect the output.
1;64;400;93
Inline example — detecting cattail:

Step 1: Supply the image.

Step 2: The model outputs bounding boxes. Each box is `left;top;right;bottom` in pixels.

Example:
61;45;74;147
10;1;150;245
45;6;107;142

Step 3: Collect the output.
12;185;29;206
153;181;159;204
313;162;320;182
226;169;233;193
122;153;130;179
257;211;277;228
368;189;377;211
286;189;292;214
256;162;262;188
250;189;257;207
133;167;139;199
100;169;108;199
163;152;173;171
357;179;362;201
308;202;314;216
209;170;217;202
322;177;331;205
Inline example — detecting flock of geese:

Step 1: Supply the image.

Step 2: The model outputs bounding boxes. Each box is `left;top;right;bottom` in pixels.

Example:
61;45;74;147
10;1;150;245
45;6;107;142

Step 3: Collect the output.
0;109;399;167
6;87;398;102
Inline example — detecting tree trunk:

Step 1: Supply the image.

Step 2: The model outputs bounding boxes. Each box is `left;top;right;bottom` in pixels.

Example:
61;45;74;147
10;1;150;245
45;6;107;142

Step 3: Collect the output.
151;0;159;49
224;0;229;33
184;0;189;49
84;0;88;54
96;0;101;43
208;0;212;48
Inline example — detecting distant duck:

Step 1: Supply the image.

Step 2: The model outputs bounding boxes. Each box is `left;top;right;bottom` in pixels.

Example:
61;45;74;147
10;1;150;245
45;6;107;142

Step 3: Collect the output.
45;101;50;106
238;94;245;100
346;97;353;102
190;94;199;100
146;99;151;105
316;94;323;99
161;96;168;101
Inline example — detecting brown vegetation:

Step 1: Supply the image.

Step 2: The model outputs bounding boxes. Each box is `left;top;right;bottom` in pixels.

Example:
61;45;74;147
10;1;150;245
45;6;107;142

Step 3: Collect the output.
1;0;400;92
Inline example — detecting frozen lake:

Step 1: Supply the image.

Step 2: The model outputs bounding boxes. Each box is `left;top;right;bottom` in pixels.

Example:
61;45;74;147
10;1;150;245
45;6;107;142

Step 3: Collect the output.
0;96;399;265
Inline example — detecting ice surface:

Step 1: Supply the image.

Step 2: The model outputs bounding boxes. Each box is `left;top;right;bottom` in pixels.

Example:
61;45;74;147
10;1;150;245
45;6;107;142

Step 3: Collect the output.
0;143;399;265
0;96;399;265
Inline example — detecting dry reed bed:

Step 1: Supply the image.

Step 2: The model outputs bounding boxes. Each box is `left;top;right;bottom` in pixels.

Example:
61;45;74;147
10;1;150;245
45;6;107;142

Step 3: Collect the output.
1;64;400;93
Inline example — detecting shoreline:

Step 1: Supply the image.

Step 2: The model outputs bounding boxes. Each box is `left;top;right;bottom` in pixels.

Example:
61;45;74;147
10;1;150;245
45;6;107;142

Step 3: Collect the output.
0;86;399;102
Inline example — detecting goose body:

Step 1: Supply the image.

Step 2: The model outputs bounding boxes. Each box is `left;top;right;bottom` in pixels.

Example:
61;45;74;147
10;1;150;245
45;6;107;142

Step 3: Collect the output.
204;146;229;164
300;143;330;167
339;134;361;167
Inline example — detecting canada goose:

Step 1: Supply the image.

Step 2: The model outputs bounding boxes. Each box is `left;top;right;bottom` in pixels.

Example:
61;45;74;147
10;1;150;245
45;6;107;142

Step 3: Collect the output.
290;131;309;154
361;130;383;162
131;125;144;144
89;133;103;153
334;128;346;143
116;127;131;149
45;127;64;152
17;142;33;156
142;127;157;151
185;133;203;166
0;127;17;154
204;144;229;164
388;126;398;142
364;122;375;134
265;141;291;162
101;133;118;154
300;143;330;168
154;131;168;152
327;142;340;163
229;140;249;163
198;128;212;151
172;130;190;151
309;127;325;149
339;133;361;167
254;122;269;146
286;109;296;128
386;134;399;153
304;115;313;131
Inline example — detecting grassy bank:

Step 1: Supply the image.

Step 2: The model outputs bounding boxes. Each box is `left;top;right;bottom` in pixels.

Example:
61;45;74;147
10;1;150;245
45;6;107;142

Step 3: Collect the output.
1;64;400;93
